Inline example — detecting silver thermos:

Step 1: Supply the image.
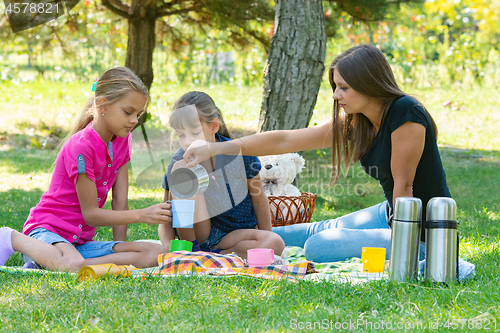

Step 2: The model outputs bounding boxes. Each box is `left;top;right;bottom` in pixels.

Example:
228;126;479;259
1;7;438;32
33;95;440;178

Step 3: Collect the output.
424;197;459;283
169;164;209;199
389;197;422;282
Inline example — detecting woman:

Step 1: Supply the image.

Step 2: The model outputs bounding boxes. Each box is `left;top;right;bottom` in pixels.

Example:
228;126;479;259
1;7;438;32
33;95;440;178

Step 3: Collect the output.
182;44;451;263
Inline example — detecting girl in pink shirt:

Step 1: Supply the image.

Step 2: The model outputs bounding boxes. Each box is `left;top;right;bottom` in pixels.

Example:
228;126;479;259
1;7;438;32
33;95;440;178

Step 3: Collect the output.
0;67;171;272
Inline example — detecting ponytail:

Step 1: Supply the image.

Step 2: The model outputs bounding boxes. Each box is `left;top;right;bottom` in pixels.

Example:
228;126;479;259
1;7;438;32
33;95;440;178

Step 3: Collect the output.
69;96;96;137
56;67;150;152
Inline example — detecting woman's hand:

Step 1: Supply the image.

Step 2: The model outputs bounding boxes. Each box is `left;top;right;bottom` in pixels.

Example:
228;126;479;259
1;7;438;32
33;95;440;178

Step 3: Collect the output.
184;140;211;168
141;202;172;225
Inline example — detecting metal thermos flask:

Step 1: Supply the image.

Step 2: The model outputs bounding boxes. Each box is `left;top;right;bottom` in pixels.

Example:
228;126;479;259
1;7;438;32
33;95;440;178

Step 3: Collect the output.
424;197;458;283
169;164;209;199
389;197;422;281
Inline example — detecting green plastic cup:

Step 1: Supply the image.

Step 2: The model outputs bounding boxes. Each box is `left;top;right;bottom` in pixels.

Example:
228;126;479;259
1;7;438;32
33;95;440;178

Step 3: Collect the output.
170;239;193;252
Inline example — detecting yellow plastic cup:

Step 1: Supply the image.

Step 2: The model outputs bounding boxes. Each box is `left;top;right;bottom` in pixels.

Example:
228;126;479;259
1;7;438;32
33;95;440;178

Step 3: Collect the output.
78;264;135;282
361;247;386;273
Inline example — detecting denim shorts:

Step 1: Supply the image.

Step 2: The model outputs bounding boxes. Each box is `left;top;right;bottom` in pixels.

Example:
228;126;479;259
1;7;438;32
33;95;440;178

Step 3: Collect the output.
199;225;229;250
21;228;122;263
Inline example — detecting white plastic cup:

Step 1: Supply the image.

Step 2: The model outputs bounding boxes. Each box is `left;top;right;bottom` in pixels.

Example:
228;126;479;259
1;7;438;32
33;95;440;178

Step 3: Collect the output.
168;200;195;228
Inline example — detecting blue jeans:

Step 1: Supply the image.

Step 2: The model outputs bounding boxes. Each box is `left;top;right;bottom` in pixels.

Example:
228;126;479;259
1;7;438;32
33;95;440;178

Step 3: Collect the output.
199;225;229;250
21;228;121;263
272;202;392;263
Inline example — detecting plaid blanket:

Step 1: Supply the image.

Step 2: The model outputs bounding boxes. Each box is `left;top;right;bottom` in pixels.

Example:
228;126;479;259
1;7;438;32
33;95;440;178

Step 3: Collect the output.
156;250;317;282
282;246;388;284
0;247;380;283
1;244;473;283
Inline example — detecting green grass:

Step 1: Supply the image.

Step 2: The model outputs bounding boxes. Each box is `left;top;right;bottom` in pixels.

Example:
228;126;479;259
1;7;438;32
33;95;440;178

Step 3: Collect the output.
1;80;500;332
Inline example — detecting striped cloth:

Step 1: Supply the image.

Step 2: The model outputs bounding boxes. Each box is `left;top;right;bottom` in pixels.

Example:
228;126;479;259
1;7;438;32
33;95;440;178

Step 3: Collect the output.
157;251;316;281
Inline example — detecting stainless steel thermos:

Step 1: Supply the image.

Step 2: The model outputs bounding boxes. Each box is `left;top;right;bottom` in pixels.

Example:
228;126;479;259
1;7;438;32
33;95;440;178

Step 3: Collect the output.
424;197;458;283
169;164;209;199
389;197;422;282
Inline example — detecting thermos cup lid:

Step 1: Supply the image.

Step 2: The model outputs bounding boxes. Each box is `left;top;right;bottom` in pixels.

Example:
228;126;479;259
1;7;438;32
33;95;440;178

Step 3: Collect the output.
393;197;422;222
169;165;209;199
170;168;198;198
426;197;457;221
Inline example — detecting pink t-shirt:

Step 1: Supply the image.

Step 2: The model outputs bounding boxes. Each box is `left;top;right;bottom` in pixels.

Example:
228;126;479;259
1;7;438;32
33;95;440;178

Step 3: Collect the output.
22;122;132;244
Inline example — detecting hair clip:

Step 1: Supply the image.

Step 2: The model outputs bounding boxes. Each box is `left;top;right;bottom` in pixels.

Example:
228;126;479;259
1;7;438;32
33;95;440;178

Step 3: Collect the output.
91;78;99;92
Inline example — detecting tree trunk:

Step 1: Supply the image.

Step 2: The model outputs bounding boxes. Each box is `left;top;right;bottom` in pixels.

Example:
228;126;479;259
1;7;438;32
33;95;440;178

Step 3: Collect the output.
126;15;156;90
125;8;156;126
259;0;326;132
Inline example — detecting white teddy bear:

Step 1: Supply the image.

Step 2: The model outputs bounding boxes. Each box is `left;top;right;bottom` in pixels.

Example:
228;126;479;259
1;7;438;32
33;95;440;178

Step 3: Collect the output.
258;153;305;196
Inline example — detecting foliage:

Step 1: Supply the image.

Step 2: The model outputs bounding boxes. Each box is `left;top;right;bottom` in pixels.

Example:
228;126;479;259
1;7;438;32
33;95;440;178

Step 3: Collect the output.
0;0;128;81
1;0;499;89
325;0;500;88
0;0;272;86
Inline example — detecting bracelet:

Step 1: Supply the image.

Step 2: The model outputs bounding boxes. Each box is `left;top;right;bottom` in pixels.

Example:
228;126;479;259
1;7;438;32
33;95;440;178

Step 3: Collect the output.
239;138;246;151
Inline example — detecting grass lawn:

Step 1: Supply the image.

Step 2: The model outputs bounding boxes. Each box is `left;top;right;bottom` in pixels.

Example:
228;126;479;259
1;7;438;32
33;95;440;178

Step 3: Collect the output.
1;80;499;332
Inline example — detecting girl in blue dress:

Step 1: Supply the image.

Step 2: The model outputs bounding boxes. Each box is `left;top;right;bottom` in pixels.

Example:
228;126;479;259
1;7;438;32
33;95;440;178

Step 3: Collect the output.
158;91;285;259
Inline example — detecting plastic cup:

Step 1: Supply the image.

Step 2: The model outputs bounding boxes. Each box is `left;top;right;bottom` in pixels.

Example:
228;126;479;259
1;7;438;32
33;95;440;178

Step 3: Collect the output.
361;247;386;273
170;239;193;252
78;264;134;282
168;200;195;228
247;248;275;267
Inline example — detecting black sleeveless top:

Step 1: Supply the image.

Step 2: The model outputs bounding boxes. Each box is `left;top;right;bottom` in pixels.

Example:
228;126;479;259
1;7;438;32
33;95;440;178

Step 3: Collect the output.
360;95;451;228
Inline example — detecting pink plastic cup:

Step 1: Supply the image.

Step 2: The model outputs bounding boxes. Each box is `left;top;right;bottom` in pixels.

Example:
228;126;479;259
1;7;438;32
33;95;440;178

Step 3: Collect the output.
247;248;275;267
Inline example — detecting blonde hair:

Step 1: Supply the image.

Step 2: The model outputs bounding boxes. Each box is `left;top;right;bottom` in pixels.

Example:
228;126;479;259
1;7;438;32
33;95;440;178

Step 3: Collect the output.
169;91;233;139
328;44;438;184
60;67;150;147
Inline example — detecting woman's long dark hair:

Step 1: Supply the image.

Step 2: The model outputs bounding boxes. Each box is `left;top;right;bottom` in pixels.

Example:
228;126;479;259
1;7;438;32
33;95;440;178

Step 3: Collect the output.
329;44;438;184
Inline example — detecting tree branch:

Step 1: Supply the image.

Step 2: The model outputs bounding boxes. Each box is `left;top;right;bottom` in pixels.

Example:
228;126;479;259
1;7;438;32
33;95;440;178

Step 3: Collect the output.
332;0;417;23
49;26;70;55
108;0;131;12
157;0;183;12
387;0;422;5
101;0;132;19
156;4;201;18
175;15;209;36
143;0;160;9
231;22;271;50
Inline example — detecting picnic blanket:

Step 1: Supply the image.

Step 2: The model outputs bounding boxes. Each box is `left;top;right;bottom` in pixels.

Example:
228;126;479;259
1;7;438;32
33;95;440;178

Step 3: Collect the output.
282;246;475;283
129;247;388;283
154;250;317;282
0;245;474;283
282;246;388;284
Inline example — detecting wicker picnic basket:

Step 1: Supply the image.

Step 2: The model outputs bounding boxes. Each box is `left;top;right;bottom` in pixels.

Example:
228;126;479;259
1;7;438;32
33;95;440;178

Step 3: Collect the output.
268;192;317;227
